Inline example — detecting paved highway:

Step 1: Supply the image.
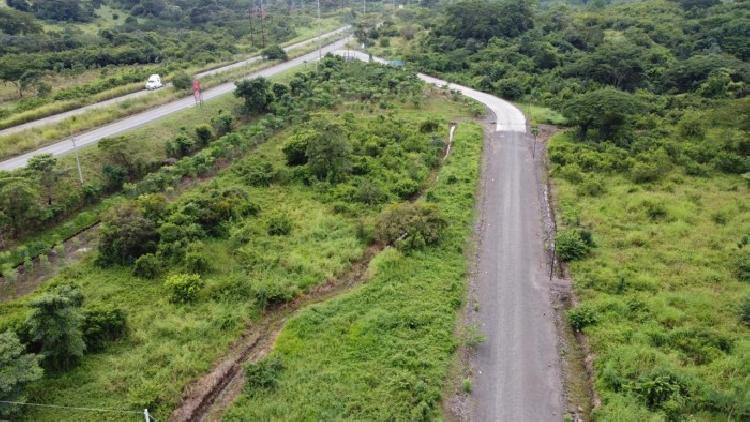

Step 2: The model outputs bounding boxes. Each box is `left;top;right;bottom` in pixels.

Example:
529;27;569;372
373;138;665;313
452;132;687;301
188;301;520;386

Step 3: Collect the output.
0;26;350;138
0;36;350;171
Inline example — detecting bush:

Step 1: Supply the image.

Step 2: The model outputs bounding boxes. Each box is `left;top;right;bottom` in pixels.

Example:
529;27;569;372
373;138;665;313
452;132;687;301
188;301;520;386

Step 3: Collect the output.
267;214;292;236
132;253;160;279
281;135;309;166
97;204;158;266
172;71;192;91
235;158;274;186
261;45;288;61
245;355;283;393
556;229;592;262
211;113;233;136
195;124;213;145
568;305;598;331
740;294;750;326
81;306;126;352
736;250;750;283
375;203;448;251
165;274;204;304
253;280;295;308
184;248;210;274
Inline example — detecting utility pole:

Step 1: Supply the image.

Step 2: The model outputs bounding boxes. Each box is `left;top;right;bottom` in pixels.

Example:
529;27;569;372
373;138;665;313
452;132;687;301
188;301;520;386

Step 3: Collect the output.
143;409;150;422
363;0;366;13
259;0;266;48
317;0;322;60
71;137;84;185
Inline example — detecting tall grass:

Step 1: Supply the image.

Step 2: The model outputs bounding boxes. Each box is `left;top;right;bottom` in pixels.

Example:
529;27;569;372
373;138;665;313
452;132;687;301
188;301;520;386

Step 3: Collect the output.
223;123;483;420
551;131;750;419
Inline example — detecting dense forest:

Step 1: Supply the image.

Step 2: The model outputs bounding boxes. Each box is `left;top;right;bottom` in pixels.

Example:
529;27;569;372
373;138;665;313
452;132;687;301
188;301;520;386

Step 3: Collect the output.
364;0;749;419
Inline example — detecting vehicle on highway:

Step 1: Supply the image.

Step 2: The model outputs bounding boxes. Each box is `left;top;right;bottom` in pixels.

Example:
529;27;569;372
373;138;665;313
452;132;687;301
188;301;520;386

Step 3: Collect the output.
145;74;163;90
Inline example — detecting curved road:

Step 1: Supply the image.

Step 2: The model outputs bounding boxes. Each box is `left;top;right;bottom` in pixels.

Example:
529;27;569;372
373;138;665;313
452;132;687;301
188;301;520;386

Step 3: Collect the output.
0;36;350;171
341;50;563;421
0;26;350;138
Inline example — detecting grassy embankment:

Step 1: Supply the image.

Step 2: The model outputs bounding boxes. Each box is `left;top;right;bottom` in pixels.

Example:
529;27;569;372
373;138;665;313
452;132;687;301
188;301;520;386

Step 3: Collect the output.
0;21;346;158
550;131;750;419
223;125;483;420
0;90;479;421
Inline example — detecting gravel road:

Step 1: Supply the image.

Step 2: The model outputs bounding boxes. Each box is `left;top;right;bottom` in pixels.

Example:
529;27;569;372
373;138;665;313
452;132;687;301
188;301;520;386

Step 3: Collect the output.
341;50;563;420
471;127;563;421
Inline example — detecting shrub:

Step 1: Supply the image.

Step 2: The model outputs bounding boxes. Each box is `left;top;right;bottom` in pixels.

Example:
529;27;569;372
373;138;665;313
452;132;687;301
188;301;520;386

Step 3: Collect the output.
568;305;598;331
375;203;448;251
97;204;158;266
211;113;233;136
462;378;473;394
194;124;213;145
261;45;288;61
235;158;275;186
740;294;750;326
132;253;160;279
267;214;292;236
172;71;192;91
632;161;667;184
556;229;592;262
735;249;750;283
245;356;284;393
281;135;309;166
165;274;204;304
253;280;295;308
184;248;211;274
81;306;126;352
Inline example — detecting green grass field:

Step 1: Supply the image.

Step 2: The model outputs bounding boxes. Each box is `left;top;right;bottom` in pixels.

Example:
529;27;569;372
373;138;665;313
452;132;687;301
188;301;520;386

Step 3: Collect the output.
550;131;750;419
223;123;483;421
0;85;480;421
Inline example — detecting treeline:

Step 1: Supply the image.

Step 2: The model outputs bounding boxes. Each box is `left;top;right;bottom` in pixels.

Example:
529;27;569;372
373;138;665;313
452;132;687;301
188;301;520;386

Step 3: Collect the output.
397;0;749;177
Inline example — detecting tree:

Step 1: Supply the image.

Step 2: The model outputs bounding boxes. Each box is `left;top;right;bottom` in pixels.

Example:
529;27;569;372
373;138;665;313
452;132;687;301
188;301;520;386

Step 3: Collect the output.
563;87;641;141
97;203;158;265
27;153;57;205
261;45;288;61
0;331;43;419
26;285;86;370
272;82;289;99
436;0;534;43
0;7;42;35
0;176;44;236
0;56;40;98
171;71;192;91
235;78;274;114
305;123;352;183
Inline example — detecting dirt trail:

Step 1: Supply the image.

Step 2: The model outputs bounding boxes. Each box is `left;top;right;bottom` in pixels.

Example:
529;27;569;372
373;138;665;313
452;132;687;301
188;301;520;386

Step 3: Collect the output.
170;245;382;422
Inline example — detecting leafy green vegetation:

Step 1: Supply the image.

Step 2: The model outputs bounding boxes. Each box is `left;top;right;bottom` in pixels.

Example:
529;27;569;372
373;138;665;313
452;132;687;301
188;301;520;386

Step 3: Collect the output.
551;131;750;419
368;0;749;418
224;121;482;422
0;57;478;420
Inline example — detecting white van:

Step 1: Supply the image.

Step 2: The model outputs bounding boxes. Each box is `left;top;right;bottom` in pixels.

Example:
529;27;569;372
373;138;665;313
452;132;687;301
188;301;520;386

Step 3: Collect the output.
145;74;163;90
